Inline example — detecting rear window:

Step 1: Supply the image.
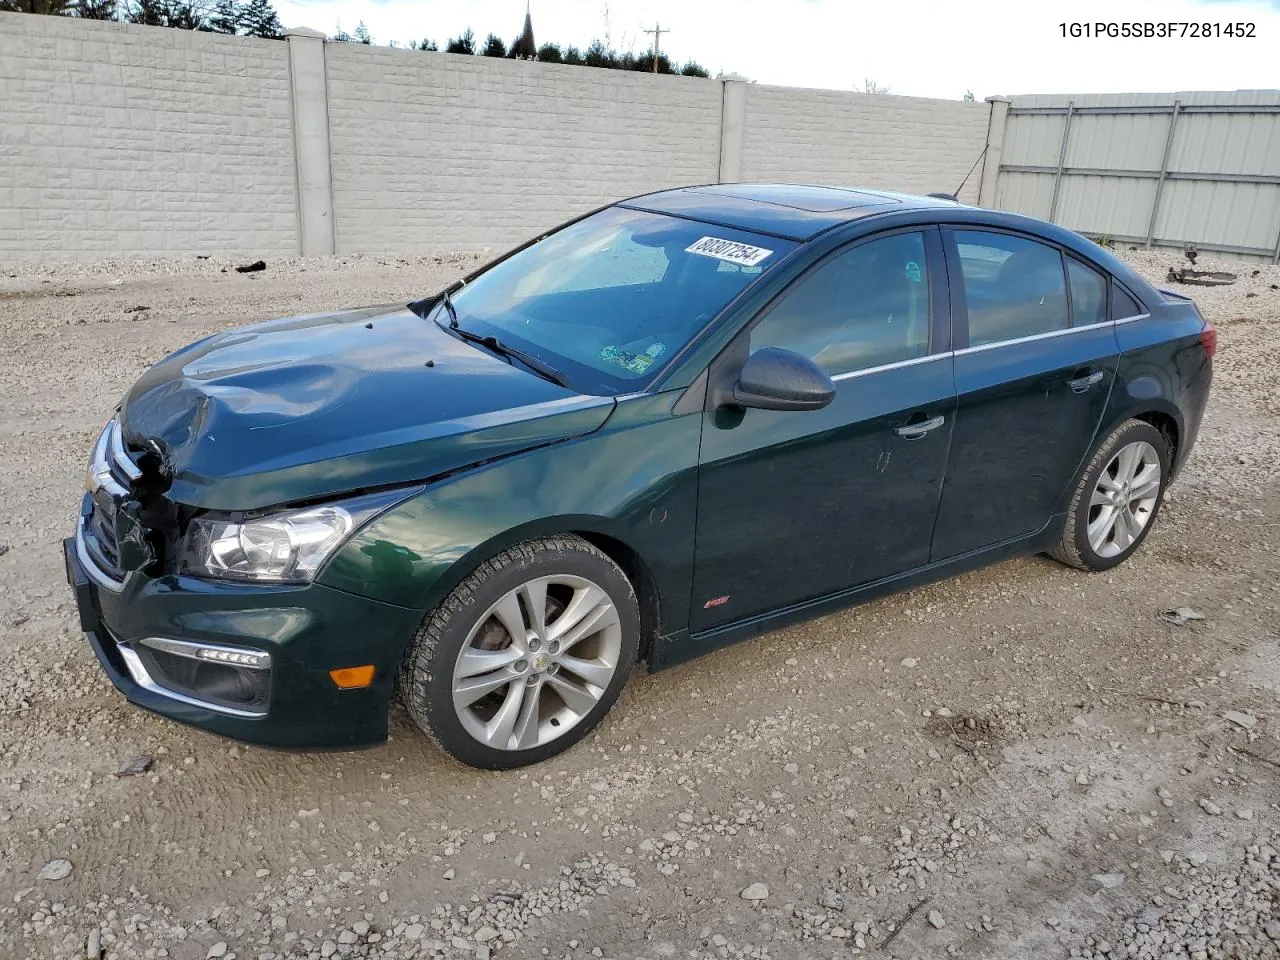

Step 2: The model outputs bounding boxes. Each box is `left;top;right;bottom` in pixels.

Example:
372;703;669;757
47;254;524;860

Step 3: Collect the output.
1113;283;1145;320
954;230;1069;346
1067;258;1108;327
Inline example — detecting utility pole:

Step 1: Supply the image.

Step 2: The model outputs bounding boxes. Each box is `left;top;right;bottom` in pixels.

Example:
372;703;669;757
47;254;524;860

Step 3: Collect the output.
643;21;668;73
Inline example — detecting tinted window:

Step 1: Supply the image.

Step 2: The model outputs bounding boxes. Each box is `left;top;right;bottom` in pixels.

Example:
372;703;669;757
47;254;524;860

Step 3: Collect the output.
1067;258;1108;326
955;230;1068;346
449;207;795;394
749;231;931;376
1112;282;1144;320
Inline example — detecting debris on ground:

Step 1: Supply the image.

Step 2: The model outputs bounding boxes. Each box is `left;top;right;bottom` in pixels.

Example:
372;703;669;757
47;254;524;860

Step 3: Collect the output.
234;260;266;273
1159;606;1206;625
37;859;73;881
1223;710;1258;730
116;755;153;777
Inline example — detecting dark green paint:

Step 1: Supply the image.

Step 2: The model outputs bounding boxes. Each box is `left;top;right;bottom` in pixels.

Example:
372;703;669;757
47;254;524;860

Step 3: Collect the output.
70;191;1213;748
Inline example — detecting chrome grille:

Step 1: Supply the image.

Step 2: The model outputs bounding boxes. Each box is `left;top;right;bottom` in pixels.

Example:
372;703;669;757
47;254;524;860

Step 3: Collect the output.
77;419;141;590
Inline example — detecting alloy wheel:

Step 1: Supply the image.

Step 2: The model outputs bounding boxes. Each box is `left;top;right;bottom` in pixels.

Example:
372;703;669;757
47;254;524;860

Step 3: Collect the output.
451;575;622;751
1086;440;1162;559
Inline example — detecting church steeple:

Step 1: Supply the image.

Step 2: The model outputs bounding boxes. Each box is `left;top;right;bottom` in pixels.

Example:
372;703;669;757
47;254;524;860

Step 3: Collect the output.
512;0;537;59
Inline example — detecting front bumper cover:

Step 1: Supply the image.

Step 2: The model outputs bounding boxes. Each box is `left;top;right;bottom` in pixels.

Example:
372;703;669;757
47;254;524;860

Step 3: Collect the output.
65;537;423;749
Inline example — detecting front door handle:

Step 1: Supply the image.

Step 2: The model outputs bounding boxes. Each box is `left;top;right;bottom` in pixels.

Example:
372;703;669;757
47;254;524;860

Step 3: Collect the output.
894;414;946;440
1068;370;1105;393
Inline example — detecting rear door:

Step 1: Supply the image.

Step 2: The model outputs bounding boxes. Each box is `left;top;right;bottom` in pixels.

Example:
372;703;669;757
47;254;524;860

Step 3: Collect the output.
690;228;956;631
930;228;1119;560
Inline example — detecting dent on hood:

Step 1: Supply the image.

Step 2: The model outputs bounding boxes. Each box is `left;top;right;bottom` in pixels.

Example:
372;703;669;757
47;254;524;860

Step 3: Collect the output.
117;307;617;512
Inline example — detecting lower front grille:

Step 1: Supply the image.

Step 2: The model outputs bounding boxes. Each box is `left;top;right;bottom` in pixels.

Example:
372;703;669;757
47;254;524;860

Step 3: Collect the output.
106;630;272;719
136;645;271;715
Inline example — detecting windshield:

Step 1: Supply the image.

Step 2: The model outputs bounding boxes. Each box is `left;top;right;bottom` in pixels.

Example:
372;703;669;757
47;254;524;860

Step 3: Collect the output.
443;207;794;394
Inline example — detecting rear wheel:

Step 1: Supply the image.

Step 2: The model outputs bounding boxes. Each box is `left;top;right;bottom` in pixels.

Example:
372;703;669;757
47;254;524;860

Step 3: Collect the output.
401;536;639;769
1050;419;1170;572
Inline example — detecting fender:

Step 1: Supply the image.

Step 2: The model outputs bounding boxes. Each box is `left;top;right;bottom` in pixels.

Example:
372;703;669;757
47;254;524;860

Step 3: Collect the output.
317;391;702;644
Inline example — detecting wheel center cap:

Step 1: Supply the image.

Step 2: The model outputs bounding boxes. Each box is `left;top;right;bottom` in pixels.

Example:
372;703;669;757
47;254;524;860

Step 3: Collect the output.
531;652;550;673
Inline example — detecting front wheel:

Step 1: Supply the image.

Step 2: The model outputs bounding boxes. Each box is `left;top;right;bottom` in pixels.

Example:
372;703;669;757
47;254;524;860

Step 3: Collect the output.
401;535;639;769
1049;419;1171;572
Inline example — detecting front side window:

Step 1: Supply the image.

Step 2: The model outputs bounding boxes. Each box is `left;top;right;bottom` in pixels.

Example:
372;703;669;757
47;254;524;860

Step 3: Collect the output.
954;230;1068;347
749;231;932;376
446;207;794;394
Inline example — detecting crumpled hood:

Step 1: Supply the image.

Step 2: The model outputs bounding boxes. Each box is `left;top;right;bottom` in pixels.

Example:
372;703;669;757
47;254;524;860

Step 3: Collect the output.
119;305;614;511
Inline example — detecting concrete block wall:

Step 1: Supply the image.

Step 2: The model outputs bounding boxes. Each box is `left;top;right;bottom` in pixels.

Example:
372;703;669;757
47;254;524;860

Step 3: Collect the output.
325;45;724;255
0;13;298;263
0;13;1007;265
736;86;993;203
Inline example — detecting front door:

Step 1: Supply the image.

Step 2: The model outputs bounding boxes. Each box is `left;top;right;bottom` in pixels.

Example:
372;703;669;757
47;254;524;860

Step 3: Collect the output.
690;229;956;633
930;228;1120;559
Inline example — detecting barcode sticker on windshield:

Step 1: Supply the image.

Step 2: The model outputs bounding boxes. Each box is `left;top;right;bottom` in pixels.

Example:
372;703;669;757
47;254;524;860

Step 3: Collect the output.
685;236;774;267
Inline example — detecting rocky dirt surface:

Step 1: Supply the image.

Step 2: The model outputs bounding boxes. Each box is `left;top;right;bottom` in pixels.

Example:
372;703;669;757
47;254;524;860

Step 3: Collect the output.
0;248;1277;960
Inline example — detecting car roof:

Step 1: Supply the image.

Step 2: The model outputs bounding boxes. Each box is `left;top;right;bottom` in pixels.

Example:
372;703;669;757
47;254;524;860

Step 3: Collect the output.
619;183;959;241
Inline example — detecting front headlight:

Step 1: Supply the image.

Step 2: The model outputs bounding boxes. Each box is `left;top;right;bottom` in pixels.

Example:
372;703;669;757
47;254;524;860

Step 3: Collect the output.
178;490;412;584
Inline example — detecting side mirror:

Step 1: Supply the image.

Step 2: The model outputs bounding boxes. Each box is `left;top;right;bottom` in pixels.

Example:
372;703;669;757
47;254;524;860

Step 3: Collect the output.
731;347;835;412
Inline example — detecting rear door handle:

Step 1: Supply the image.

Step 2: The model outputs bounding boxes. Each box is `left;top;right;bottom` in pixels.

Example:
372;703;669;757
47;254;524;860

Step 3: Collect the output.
894;414;946;439
1068;370;1105;393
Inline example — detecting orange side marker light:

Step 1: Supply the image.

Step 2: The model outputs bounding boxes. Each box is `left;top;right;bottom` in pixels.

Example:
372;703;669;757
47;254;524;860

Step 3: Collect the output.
330;665;376;689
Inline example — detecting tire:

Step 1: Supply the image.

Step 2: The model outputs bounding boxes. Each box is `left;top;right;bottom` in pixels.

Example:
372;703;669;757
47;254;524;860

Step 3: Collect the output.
401;535;640;770
1049;418;1171;572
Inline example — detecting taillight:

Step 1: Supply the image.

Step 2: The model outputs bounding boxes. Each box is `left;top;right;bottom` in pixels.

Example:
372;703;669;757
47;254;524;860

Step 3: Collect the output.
1200;325;1217;359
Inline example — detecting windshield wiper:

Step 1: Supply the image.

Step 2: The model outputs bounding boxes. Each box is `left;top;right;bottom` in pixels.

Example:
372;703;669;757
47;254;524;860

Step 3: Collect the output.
440;288;458;327
432;312;570;388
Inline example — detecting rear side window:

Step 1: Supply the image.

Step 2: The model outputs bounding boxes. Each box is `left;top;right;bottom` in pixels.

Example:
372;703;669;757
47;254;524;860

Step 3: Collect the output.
1067;258;1108;327
1112;283;1144;320
954;230;1068;347
749;231;931;376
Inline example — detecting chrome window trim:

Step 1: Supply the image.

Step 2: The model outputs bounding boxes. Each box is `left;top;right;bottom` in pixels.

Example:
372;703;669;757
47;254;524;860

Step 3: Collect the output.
830;352;949;382
117;643;268;719
955;318;1122;357
824;315;1152;379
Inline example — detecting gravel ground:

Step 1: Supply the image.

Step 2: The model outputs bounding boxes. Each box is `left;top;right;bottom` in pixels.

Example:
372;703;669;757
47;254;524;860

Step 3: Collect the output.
0;247;1278;960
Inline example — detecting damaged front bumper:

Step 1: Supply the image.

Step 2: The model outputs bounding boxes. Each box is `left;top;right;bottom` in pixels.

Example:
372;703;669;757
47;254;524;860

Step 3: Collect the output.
66;534;422;748
66;418;425;748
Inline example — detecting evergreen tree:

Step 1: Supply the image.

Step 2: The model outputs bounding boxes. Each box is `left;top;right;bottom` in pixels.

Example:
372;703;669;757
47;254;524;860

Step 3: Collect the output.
535;42;562;63
76;0;117;17
238;0;279;38
445;28;475;54
123;0;167;25
208;0;237;33
561;45;584;65
412;38;438;51
0;1;73;12
352;19;371;43
680;61;709;78
479;32;505;57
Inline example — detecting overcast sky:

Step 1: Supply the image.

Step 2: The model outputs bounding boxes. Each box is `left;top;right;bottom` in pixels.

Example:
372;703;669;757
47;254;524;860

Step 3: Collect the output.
273;0;1280;100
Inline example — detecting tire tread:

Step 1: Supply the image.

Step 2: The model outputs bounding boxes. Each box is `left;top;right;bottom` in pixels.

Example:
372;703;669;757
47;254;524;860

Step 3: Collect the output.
1049;418;1168;572
400;535;636;768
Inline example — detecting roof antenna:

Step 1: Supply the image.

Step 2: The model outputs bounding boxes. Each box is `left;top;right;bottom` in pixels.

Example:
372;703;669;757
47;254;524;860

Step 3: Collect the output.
948;143;989;203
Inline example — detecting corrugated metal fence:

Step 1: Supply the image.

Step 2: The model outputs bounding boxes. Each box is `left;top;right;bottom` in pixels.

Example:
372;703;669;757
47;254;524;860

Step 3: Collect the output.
995;91;1280;262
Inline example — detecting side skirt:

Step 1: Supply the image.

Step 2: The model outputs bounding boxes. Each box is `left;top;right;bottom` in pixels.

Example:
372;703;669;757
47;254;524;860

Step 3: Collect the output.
647;520;1062;671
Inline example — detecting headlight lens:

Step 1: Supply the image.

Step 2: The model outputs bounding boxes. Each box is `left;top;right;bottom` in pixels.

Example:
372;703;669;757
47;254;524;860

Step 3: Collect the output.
179;490;412;584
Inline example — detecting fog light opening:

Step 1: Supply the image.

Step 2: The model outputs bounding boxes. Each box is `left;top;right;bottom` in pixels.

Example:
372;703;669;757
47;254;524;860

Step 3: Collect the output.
330;665;375;689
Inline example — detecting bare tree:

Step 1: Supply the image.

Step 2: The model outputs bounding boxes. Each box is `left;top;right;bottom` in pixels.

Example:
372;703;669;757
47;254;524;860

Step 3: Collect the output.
858;78;891;95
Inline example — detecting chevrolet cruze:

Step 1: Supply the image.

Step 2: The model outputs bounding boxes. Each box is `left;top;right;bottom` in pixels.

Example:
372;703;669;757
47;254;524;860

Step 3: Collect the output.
65;184;1213;769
